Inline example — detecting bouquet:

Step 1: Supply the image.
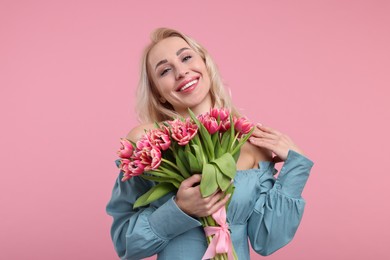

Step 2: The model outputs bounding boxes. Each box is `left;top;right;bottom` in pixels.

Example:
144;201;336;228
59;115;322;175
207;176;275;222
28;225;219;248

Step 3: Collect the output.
116;108;254;260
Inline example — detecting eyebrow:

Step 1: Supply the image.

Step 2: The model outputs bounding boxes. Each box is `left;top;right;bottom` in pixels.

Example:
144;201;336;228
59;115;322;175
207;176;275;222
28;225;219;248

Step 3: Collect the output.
154;47;191;70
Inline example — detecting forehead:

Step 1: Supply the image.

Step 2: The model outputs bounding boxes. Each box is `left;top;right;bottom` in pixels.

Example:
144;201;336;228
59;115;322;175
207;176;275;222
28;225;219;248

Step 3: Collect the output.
148;37;192;66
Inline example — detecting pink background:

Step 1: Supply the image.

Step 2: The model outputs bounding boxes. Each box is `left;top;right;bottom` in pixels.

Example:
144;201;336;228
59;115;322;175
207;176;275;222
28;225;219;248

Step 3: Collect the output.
1;0;389;259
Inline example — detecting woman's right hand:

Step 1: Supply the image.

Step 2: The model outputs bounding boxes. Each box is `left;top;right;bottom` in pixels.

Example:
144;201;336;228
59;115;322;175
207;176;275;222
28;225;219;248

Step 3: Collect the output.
174;174;231;217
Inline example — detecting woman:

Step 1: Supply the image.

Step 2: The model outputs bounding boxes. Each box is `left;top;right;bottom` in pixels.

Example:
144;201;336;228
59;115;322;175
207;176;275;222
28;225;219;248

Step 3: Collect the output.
106;28;314;260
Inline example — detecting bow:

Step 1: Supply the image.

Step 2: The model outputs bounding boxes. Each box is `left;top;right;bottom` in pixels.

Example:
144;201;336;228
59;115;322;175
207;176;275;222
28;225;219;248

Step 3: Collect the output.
202;207;234;260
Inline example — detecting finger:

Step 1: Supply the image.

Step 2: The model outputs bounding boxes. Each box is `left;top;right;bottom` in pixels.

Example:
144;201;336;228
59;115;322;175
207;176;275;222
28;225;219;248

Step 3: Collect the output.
256;124;282;136
209;194;231;215
202;189;221;203
251;129;278;140
180;174;202;188
249;137;276;150
207;191;224;205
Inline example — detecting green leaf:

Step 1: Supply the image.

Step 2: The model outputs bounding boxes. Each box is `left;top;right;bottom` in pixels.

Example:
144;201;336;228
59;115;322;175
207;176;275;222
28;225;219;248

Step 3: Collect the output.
141;175;180;188
233;148;241;162
175;154;191;178
211;132;219;147
231;126;256;157
211;153;237;179
228;113;235;151
184;144;191;154
187;152;202;172
214;134;223;158
188;109;214;160
225;183;235;195
177;149;190;170
220;131;231;152
192;134;207;163
177;149;189;166
133;182;176;208
191;144;204;167
200;163;218;197
199;124;214;159
216;169;231;191
158;166;185;181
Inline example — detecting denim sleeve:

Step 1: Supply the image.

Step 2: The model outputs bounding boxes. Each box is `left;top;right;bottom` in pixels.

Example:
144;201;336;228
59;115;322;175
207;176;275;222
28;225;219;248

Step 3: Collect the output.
248;150;314;256
106;172;201;259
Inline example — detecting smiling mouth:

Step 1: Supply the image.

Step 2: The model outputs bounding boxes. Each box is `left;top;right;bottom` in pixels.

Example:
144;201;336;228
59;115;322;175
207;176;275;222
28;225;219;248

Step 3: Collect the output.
178;79;198;92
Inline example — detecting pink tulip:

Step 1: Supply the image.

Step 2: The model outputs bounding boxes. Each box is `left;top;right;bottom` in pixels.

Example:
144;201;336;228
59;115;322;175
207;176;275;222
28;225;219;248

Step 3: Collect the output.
133;136;162;171
121;159;145;181
117;138;134;159
170;118;198;146
149;147;162;170
198;113;220;134
129;159;146;175
234;117;254;135
147;127;171;151
120;159;133;181
136;135;152;150
119;158;131;174
220;118;231;132
210;107;230;121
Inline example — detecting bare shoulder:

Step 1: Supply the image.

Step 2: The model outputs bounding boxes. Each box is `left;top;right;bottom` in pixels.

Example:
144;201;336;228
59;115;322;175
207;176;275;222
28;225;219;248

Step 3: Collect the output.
126;123;156;142
238;141;273;169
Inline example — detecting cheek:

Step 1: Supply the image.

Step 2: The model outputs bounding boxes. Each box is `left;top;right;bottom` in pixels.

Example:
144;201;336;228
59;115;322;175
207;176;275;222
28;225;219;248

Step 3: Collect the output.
193;62;210;82
155;78;172;93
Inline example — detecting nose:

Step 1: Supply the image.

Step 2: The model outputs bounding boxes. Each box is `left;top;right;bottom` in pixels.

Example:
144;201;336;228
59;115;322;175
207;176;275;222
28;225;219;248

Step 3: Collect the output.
175;65;189;80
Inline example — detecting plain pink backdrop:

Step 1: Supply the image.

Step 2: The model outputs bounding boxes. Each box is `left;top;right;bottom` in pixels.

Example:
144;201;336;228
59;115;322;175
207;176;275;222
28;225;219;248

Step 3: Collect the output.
1;0;389;259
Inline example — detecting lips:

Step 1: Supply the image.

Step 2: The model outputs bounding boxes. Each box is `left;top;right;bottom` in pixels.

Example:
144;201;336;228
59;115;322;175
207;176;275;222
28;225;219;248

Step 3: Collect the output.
176;77;199;92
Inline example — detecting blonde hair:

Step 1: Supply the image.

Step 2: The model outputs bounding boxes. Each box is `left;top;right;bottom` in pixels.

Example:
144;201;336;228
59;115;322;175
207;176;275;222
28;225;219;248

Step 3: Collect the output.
136;28;239;123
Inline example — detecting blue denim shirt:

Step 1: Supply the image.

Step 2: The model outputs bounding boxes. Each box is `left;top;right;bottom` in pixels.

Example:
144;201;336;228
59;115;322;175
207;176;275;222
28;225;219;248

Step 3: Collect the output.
106;150;314;259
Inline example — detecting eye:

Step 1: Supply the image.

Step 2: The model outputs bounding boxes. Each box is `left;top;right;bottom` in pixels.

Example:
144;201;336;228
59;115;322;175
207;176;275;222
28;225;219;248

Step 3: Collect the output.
160;68;171;76
182;55;192;62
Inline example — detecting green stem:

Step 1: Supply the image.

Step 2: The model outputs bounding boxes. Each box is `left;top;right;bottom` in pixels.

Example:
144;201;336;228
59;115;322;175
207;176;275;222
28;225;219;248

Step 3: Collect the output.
230;132;240;151
140;175;180;189
161;158;181;172
200;217;212;251
170;148;191;179
230;127;255;156
149;168;184;182
193;135;207;164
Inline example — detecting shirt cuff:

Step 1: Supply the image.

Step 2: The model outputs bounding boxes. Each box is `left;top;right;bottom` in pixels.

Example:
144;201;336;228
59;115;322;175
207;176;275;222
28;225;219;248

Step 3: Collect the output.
148;197;201;240
274;150;314;198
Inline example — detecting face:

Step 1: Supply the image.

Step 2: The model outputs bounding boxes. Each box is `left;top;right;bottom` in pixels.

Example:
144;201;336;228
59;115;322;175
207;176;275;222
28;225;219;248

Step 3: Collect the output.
148;37;212;117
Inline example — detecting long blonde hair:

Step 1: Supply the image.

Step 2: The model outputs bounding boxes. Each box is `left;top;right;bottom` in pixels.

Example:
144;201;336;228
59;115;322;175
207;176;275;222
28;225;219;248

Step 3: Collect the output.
136;28;239;123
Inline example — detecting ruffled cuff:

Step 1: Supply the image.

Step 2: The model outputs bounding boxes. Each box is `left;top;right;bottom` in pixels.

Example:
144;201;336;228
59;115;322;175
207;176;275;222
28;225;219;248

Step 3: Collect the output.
274;150;314;198
148;197;201;240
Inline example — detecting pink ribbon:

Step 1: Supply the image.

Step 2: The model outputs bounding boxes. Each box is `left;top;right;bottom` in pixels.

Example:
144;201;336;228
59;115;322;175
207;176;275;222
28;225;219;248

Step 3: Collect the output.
202;207;234;260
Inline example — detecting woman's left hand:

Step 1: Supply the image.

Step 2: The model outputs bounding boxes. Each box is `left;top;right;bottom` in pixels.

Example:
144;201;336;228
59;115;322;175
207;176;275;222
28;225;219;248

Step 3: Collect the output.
249;123;305;163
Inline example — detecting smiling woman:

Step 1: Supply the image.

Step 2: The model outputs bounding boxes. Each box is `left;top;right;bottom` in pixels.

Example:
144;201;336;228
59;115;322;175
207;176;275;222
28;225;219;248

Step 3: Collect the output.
106;28;314;260
135;28;238;123
147;37;212;117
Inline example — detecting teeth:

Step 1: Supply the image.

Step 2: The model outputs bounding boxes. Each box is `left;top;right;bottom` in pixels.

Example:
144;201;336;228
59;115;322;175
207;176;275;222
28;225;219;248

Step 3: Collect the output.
180;80;197;91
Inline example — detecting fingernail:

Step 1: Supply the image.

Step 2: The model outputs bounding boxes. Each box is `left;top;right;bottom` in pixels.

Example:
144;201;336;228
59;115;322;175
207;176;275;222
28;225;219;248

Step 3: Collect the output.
257;123;263;127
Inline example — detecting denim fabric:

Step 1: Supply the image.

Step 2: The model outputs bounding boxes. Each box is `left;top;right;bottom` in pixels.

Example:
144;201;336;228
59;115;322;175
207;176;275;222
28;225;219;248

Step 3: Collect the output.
106;150;314;259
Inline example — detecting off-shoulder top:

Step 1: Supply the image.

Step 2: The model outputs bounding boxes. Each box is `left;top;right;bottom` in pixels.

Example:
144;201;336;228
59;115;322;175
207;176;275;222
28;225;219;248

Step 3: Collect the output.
106;150;314;259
